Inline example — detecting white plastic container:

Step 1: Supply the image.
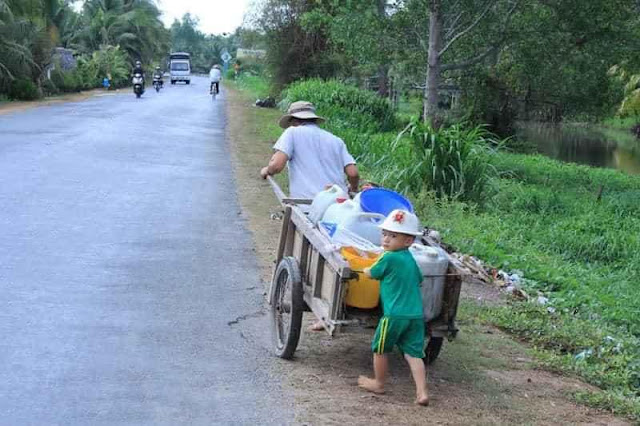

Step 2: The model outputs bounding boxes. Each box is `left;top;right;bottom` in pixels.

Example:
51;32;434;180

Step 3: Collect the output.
308;185;348;224
321;198;360;225
410;243;449;321
340;212;385;245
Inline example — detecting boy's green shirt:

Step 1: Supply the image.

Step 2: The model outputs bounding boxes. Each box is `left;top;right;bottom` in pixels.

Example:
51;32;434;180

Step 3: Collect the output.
369;248;423;319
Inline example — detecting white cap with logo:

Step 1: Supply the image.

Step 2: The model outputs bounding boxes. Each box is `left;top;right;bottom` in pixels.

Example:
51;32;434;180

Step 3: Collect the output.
379;209;423;236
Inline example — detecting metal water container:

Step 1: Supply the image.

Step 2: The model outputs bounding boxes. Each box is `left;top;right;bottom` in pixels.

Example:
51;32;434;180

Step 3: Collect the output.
410;244;449;321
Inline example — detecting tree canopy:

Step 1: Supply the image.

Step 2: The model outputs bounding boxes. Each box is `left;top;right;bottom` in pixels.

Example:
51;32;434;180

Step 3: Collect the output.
247;0;640;129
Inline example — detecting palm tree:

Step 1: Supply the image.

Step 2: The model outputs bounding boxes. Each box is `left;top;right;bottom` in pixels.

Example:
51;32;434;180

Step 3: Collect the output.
0;0;38;84
73;0;169;64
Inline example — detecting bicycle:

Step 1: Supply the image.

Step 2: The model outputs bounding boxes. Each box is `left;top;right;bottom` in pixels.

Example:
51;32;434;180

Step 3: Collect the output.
210;81;220;100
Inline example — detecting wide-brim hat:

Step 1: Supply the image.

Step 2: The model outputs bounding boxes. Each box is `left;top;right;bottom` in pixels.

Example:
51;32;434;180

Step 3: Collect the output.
278;101;326;129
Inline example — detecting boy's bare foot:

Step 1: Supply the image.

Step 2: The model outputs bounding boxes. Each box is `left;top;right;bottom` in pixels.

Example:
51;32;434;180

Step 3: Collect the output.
415;395;429;406
357;376;385;394
308;320;325;332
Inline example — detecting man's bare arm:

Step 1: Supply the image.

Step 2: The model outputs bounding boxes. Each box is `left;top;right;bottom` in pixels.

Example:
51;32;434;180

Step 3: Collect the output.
261;151;288;179
345;164;359;193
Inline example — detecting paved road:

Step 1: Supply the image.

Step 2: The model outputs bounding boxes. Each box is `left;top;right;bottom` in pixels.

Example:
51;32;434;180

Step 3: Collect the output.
0;77;293;425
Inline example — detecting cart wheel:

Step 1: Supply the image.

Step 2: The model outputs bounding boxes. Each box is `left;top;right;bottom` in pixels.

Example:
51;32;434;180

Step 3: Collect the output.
270;256;304;359
423;336;444;365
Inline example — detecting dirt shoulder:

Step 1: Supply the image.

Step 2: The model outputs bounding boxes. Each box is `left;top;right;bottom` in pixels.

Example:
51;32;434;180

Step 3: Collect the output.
224;85;629;425
0;89;122;115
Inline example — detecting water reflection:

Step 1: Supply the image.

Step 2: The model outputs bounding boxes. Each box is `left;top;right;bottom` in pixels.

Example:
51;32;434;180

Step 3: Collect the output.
515;122;640;175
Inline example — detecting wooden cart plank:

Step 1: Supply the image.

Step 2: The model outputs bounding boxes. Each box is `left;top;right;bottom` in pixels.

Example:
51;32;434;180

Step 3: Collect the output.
288;206;350;273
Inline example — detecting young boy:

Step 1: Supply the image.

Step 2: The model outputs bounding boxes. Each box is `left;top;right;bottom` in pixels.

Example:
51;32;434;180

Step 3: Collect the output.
358;209;429;406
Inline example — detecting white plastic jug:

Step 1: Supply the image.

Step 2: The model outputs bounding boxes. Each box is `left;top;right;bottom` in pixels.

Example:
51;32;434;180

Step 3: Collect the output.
341;212;385;245
308;185;348;224
410;244;449;321
321;198;361;225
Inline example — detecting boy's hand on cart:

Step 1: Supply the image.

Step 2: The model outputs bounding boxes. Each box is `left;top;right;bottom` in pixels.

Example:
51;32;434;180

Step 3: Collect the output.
363;267;372;278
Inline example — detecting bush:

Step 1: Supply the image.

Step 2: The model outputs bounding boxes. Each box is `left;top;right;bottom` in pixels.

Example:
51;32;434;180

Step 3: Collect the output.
281;79;396;132
46;46;130;94
49;69;66;91
62;71;81;92
8;79;40;100
398;120;500;204
41;78;59;96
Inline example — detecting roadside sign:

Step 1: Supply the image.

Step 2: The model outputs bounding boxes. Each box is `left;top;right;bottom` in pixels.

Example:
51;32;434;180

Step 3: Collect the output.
221;51;232;63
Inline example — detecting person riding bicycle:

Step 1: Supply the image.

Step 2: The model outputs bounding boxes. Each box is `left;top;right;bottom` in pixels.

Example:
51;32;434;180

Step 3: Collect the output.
152;66;163;87
209;64;222;95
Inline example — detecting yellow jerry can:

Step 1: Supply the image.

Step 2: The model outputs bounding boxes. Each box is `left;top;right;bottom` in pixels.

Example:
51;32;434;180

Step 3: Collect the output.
341;247;381;309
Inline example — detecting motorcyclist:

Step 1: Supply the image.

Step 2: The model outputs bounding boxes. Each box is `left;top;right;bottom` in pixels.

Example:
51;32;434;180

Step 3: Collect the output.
152;66;163;87
132;60;145;90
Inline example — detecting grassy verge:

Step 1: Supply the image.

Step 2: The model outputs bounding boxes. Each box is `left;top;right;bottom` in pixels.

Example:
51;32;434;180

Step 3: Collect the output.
231;74;640;420
602;115;640;130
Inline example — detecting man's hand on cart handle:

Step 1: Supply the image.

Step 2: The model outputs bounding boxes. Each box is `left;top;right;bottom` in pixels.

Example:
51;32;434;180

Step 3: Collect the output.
260;166;270;179
261;151;288;179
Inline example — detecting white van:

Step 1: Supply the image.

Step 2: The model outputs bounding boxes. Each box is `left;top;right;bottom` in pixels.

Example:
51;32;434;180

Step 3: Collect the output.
169;52;191;85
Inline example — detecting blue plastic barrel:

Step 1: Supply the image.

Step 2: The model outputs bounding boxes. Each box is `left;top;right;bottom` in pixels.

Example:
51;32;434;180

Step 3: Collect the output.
358;188;414;217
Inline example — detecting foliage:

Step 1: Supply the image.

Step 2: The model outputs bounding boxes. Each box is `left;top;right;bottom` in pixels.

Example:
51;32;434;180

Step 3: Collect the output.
47;45;129;93
0;0;39;89
231;73;271;99
281;79;396;132
40;77;58;96
74;0;169;65
8;78;40;100
77;45;130;88
609;64;640;118
401;121;499;203
248;0;340;90
170;13;239;73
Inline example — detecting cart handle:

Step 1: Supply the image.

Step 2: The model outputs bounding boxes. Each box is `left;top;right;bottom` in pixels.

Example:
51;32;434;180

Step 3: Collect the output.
267;175;287;204
267;176;312;206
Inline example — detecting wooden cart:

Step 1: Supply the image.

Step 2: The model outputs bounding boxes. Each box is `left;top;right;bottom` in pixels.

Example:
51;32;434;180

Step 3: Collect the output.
267;177;462;363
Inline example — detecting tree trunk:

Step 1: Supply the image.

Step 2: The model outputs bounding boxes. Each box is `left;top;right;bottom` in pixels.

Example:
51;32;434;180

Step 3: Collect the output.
376;0;388;97
377;65;388;97
424;0;442;126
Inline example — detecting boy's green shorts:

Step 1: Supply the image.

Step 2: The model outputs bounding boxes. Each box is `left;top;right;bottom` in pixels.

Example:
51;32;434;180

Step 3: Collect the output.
371;317;425;359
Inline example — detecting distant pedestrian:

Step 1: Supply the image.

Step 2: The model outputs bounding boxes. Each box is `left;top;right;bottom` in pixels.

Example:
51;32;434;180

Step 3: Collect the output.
102;76;110;90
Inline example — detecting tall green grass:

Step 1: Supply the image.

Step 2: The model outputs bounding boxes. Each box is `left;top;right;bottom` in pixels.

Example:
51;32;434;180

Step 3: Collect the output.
416;153;640;419
602;115;640;130
230;73;272;99
402;120;499;203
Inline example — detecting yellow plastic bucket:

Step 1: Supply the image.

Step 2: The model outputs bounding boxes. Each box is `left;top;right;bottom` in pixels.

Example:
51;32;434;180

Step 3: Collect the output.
341;247;381;309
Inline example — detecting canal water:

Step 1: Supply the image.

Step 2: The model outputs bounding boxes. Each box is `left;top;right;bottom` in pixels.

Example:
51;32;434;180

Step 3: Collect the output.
515;122;640;175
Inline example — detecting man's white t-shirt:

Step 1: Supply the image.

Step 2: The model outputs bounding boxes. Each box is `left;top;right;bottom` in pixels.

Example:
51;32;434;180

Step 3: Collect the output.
209;68;222;82
273;123;356;199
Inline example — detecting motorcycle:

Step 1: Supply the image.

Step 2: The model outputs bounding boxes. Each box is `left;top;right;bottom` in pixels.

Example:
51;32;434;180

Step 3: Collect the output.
152;76;163;92
132;73;144;98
